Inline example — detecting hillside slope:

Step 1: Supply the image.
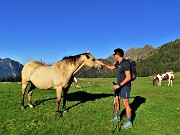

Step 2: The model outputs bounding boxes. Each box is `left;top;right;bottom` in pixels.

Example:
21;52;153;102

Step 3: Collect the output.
124;45;154;61
76;39;179;77
76;44;156;78
136;39;180;76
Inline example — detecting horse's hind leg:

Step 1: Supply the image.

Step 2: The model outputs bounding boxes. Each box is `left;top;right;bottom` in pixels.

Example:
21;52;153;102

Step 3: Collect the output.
28;83;36;108
21;82;29;109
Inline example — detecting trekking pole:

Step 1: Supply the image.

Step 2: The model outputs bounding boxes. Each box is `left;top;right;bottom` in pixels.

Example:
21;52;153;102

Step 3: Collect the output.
111;82;119;133
112;82;123;132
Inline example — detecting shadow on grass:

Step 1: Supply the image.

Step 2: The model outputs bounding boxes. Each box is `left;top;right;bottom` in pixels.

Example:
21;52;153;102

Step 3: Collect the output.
33;91;113;110
120;96;146;123
34;97;57;107
66;91;113;110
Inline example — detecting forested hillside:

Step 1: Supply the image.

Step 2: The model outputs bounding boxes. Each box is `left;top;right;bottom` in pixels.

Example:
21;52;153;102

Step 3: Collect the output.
76;39;180;78
136;39;180;76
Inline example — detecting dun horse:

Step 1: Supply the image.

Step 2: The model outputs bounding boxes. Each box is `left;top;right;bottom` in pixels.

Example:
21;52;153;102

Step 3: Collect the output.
21;51;102;114
153;73;174;86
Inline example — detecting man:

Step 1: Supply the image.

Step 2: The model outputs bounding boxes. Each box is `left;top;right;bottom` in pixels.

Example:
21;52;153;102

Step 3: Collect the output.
99;48;132;129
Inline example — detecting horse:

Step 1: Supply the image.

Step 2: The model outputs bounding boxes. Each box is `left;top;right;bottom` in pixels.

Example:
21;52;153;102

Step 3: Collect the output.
153;73;174;86
21;51;102;115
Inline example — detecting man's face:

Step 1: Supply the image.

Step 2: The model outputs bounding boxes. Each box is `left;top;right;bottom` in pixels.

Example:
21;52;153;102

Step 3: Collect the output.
113;53;119;61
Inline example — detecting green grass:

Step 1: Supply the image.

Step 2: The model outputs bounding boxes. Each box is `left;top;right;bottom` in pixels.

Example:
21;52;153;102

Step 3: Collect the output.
0;73;180;135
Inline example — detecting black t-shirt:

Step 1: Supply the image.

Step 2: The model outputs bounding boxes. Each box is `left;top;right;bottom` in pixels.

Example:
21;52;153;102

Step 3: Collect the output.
114;59;131;86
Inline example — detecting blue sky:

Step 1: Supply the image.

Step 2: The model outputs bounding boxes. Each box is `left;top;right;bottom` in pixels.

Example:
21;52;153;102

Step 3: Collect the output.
0;0;179;65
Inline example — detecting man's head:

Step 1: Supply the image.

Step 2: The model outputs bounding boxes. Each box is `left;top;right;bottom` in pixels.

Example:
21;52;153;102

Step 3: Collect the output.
113;48;124;60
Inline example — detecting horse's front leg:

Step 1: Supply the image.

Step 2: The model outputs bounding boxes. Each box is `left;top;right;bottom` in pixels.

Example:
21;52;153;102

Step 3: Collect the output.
158;80;161;86
169;79;173;86
168;79;170;86
63;84;71;112
56;86;63;115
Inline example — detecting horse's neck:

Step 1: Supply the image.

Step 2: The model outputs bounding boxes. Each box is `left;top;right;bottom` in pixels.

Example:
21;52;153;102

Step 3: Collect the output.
73;62;85;75
55;60;85;75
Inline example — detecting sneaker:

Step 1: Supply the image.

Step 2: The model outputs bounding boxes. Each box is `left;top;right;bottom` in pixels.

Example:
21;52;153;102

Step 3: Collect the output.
121;121;132;129
111;114;120;122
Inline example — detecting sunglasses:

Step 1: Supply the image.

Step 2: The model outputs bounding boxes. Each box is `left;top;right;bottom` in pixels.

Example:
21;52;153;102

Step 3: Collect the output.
113;53;118;56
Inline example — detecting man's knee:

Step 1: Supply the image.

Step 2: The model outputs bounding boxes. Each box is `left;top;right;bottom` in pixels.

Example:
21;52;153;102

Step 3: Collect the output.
123;99;130;107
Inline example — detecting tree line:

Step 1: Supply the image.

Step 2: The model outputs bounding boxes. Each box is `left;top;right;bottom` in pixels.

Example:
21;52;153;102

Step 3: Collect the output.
0;75;21;82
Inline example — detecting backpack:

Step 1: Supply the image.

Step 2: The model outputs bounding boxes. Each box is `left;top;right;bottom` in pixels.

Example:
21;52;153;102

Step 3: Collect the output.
126;59;137;81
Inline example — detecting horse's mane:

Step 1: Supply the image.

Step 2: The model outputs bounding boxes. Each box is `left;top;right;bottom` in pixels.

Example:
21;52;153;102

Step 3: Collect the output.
35;61;47;66
61;53;89;64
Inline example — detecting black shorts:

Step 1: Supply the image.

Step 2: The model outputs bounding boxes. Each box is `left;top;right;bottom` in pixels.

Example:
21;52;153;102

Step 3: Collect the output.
114;85;131;99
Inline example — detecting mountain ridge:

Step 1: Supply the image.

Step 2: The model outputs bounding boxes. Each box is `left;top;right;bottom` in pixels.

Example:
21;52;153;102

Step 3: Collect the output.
0;58;23;80
0;39;179;80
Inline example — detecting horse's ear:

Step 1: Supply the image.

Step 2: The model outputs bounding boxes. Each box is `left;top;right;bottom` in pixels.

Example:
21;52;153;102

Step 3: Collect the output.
87;50;90;53
86;54;90;59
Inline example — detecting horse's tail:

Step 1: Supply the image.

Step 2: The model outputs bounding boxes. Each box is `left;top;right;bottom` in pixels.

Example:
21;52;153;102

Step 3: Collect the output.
21;62;32;83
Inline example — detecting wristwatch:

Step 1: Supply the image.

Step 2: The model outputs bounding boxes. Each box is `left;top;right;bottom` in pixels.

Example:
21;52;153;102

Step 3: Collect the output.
119;83;122;87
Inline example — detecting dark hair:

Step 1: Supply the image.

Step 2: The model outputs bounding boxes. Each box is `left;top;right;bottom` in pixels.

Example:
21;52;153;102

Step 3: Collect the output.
114;48;124;57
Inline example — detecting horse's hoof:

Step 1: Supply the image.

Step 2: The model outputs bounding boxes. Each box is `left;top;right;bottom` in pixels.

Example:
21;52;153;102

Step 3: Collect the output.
30;105;34;108
21;106;25;110
28;103;34;108
63;108;68;113
56;111;62;116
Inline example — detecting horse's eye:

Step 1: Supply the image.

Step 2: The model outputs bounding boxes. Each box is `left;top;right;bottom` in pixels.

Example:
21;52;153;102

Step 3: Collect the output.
92;59;95;61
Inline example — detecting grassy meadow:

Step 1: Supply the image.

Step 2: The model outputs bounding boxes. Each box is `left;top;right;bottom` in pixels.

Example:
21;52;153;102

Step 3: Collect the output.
0;73;180;135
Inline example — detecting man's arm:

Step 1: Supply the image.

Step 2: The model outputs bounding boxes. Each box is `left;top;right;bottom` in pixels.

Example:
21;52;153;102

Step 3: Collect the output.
120;70;131;86
98;61;116;70
113;70;131;90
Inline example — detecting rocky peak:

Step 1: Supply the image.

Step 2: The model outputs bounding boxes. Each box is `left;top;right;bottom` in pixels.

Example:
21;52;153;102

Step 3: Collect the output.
105;45;154;62
0;58;23;79
124;45;154;61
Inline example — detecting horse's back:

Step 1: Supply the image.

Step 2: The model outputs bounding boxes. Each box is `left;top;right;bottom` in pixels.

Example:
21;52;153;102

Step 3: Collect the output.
23;61;46;72
22;61;47;81
22;61;62;89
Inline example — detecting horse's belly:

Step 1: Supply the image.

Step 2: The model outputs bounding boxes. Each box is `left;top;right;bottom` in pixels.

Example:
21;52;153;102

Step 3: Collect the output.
30;75;55;89
33;81;54;89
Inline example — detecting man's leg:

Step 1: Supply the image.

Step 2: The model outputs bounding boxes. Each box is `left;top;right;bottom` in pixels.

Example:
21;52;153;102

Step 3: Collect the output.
122;98;131;121
120;85;132;129
121;98;132;129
